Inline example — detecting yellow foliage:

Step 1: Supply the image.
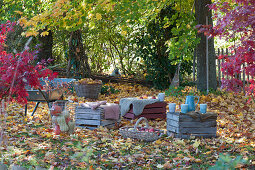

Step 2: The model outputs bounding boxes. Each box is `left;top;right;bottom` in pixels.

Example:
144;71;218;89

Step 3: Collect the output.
88;13;94;19
18;17;28;27
40;31;49;37
26;30;39;37
96;13;102;20
14;11;23;15
121;30;127;36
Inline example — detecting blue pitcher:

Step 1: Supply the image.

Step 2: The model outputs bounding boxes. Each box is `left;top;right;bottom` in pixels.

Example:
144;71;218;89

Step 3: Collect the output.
185;96;199;112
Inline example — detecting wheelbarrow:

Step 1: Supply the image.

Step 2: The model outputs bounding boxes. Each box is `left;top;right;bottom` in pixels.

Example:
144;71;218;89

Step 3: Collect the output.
25;78;76;116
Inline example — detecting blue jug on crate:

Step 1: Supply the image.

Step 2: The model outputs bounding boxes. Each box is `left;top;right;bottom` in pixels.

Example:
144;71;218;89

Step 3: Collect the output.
185;95;199;112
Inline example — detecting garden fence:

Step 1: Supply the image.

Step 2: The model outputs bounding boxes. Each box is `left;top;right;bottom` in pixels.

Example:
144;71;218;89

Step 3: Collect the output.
191;48;253;93
215;48;254;93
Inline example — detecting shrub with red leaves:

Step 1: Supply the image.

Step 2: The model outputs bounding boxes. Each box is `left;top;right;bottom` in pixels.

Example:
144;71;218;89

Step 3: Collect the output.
0;21;57;104
196;0;255;103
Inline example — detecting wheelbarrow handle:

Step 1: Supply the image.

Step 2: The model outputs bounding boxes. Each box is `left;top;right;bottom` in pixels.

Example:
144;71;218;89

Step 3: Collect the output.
38;88;50;104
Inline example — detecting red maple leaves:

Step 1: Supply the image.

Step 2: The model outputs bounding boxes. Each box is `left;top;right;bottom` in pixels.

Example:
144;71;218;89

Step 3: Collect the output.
197;0;255;100
0;21;57;104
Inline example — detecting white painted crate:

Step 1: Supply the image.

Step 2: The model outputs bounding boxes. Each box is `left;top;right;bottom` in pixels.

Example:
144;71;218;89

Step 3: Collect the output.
167;112;217;139
75;106;119;129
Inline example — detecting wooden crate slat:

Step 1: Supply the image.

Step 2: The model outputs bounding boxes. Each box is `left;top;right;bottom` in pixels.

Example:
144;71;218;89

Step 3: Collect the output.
75;113;101;120
167;112;216;122
180;121;216;128
75;110;102;115
75;107;103;114
180;127;217;134
166;112;180;121
129;107;166;114
143;102;167;108
166;119;179;127
167;125;180;133
167;119;216;128
76;119;101;126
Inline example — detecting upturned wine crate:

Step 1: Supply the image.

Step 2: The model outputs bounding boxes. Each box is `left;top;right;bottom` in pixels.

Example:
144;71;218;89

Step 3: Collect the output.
167;112;217;139
123;102;167;120
75;106;119;130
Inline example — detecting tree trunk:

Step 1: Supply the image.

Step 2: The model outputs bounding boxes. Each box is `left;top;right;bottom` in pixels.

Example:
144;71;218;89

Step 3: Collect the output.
195;0;217;91
37;28;53;62
68;30;91;78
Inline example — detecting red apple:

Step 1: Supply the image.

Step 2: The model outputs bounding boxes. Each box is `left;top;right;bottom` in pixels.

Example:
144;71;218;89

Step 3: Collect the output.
139;97;143;99
149;128;155;132
152;96;156;99
143;95;148;99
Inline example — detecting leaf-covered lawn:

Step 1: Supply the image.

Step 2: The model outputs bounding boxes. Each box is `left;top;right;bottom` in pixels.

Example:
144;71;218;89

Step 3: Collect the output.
1;83;254;169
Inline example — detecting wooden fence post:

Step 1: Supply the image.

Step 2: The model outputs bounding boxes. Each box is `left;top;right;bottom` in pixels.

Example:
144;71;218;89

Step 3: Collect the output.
217;48;221;87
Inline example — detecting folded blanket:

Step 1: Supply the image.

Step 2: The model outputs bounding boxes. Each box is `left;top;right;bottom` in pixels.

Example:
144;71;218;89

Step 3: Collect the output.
81;101;120;120
85;101;107;110
100;103;120;120
119;98;159;116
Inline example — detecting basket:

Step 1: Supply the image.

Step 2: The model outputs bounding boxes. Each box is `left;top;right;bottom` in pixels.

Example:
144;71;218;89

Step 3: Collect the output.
119;117;164;142
74;83;102;99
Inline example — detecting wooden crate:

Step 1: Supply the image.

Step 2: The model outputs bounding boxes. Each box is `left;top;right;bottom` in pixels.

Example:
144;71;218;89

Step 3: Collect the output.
123;102;167;120
167;112;217;139
75;106;119;130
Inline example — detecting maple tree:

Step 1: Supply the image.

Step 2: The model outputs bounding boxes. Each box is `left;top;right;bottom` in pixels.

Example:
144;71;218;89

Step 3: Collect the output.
196;0;255;102
0;21;57;104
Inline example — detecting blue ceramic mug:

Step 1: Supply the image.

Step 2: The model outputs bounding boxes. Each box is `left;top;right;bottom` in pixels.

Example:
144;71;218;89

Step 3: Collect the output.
181;104;189;113
200;104;207;114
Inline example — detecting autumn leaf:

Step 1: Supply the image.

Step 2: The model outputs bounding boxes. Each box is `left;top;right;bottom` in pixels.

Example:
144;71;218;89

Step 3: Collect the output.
40;31;49;36
193;139;200;148
14;11;23;15
95;13;102;20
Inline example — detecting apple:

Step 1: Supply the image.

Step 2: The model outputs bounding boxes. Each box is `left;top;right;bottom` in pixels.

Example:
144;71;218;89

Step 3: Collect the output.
139;97;143;99
149;128;155;132
152;96;156;99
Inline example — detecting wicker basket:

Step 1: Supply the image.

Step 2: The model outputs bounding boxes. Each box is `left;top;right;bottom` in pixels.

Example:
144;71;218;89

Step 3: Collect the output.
74;83;102;99
119;117;164;142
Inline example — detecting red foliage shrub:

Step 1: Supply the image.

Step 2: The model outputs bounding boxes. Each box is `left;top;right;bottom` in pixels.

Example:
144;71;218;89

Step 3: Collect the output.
0;21;57;104
197;0;255;102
